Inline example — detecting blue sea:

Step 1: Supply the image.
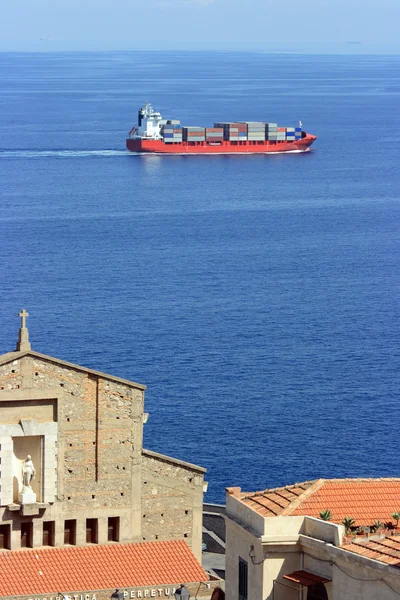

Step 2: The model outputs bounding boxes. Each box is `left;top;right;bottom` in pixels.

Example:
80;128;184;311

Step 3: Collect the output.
1;52;400;502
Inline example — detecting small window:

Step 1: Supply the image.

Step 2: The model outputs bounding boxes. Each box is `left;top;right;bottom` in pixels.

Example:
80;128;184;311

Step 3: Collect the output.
43;521;55;546
0;524;11;550
21;522;33;548
238;557;248;600
64;519;76;545
86;518;98;544
108;517;120;542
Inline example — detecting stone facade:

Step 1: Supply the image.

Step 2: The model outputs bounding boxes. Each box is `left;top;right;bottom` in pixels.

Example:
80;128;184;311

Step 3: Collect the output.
141;450;204;559
0;321;206;560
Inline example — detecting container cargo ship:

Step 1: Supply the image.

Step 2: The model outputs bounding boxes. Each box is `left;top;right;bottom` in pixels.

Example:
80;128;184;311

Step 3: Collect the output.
126;103;317;154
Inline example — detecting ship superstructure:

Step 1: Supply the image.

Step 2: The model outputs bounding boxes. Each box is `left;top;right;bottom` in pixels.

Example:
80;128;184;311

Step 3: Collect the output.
127;104;317;154
129;103;164;140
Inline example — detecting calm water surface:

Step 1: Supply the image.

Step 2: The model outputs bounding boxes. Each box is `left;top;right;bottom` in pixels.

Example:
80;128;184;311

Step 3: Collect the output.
1;52;400;501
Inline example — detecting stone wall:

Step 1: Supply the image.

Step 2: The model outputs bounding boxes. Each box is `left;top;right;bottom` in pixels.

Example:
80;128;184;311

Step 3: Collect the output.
0;357;23;391
0;353;145;549
141;450;205;560
0;351;206;559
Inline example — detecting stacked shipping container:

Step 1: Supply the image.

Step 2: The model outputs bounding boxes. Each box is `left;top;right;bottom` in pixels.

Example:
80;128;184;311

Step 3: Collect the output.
266;123;278;141
276;127;286;142
162;121;182;143
212;121;301;142
286;127;296;142
162;118;303;144
266;124;302;141
245;122;266;142
182;126;206;142
214;122;248;141
205;128;224;142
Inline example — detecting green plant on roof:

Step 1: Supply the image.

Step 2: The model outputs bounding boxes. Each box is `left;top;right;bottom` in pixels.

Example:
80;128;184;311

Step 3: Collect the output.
371;520;383;532
391;512;400;527
319;509;332;521
342;517;356;534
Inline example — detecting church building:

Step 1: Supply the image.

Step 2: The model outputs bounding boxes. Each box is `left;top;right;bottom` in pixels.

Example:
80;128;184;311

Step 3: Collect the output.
0;310;206;560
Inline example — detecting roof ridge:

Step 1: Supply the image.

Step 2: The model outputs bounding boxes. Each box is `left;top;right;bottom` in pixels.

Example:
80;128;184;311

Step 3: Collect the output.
281;479;325;516
142;449;206;473
244;479;318;498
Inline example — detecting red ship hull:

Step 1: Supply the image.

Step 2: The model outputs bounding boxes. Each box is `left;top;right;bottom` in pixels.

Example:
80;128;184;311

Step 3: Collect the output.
126;134;317;154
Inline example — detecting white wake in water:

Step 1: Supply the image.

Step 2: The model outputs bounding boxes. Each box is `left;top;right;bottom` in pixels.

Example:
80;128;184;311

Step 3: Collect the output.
0;149;138;158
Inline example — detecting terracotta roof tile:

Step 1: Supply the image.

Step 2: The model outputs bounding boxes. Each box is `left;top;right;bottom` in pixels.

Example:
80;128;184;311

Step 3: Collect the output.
342;537;400;568
0;540;207;597
240;479;400;526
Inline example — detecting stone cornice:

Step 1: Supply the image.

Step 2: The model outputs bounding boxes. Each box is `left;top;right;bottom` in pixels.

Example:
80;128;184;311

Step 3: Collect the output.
142;448;206;474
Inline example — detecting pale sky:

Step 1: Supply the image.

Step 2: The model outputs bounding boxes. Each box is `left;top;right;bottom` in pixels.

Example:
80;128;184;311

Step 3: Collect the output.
1;0;399;53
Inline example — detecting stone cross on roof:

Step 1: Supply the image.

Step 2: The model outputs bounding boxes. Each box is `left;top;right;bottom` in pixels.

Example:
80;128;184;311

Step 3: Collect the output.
19;309;29;329
16;308;31;352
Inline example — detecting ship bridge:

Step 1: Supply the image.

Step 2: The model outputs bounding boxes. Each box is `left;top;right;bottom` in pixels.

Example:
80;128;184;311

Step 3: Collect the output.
136;103;163;139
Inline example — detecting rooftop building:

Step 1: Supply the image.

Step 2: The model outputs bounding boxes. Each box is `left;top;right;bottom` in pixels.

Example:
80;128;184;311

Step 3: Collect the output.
225;479;400;600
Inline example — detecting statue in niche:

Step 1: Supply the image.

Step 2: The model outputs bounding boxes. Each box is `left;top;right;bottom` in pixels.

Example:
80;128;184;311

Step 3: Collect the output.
22;455;36;489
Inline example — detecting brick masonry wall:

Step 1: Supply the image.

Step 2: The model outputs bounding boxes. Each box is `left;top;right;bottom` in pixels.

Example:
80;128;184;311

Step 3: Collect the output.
0;354;145;547
28;357;144;511
0;352;205;559
141;452;205;559
0;358;23;390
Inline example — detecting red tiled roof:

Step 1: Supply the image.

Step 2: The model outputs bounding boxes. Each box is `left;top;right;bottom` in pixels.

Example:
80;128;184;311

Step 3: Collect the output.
342;536;400;568
240;482;314;517
238;478;400;526
0;540;207;597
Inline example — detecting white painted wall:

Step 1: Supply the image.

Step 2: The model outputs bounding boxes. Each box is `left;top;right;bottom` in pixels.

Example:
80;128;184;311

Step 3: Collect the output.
225;517;265;600
331;555;400;600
